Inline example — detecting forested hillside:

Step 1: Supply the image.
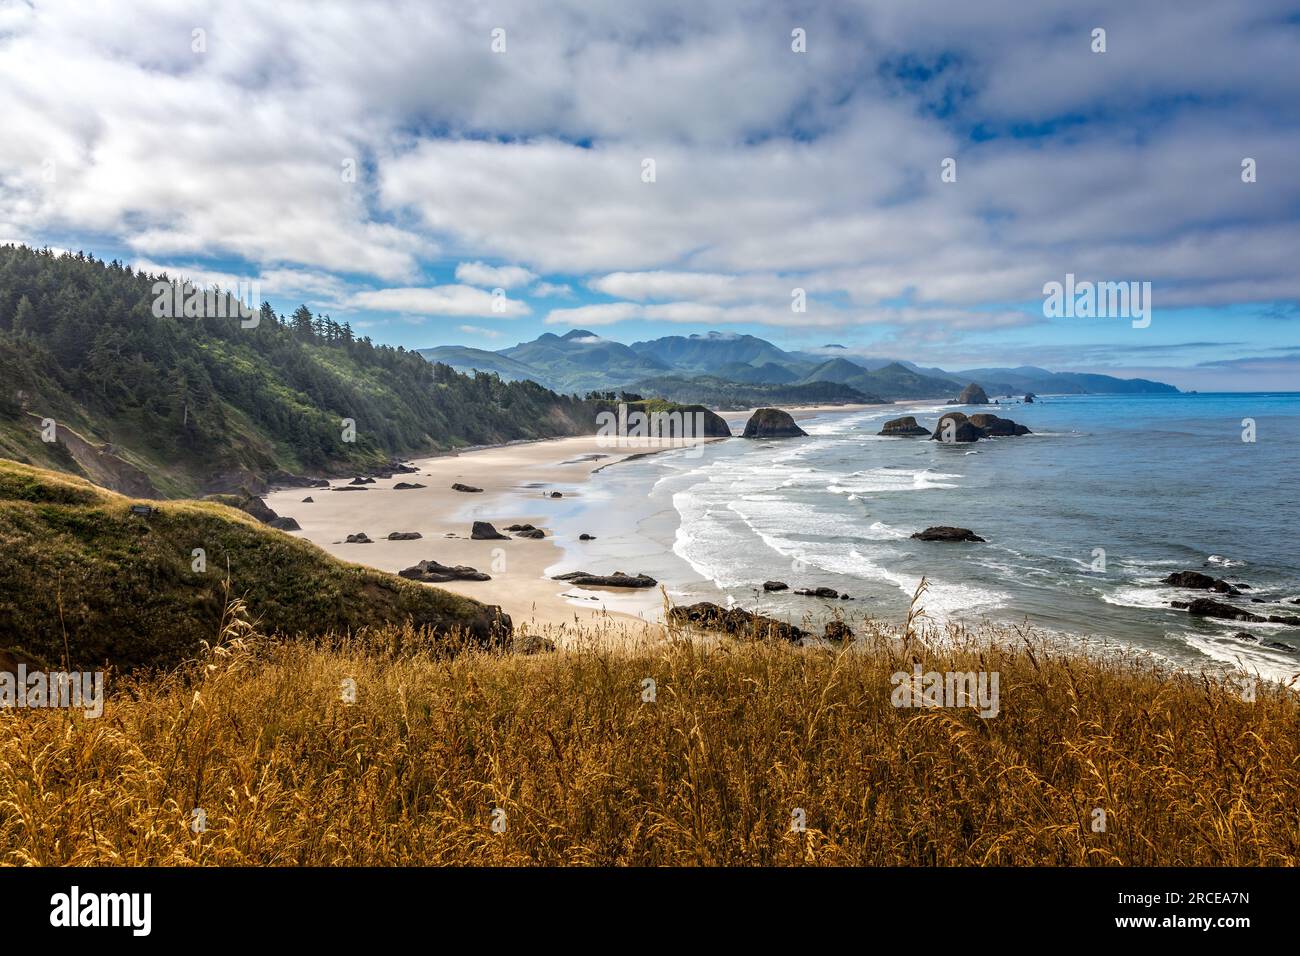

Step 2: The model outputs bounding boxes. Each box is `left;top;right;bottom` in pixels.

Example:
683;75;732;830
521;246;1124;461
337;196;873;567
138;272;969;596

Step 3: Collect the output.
0;245;592;496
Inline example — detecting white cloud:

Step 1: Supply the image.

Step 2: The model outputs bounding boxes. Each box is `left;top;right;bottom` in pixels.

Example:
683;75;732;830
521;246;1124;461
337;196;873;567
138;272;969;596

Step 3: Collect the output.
349;286;529;317
530;281;572;298
454;261;538;289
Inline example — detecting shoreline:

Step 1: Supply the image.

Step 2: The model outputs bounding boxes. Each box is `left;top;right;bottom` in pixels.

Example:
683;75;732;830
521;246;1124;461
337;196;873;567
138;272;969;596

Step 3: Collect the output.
265;433;725;642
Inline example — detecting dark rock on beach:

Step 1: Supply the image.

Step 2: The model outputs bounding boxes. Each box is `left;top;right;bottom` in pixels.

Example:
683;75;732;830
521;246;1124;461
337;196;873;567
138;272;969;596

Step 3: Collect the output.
549;491;563;498
763;580;789;591
553;570;657;588
579;533;596;541
451;483;483;493
344;532;372;544
794;586;839;599
1024;393;1035;403
387;531;422;540
668;602;806;642
912;526;985;542
1180;598;1262;622
268;516;300;531
506;523;546;539
393;482;426;490
742;408;808;439
398;559;491;583
1163;571;1240;595
1234;632;1296;653
878;416;932;437
301;496;313;503
333;485;367;491
470;521;509;540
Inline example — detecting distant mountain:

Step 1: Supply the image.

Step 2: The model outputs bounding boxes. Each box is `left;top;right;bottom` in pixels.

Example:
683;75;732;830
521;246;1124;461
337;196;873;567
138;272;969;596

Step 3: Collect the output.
630;331;793;372
956;366;1179;396
416;345;546;385
798;359;962;399
628;375;881;410
710;361;800;385
498;329;671;392
417;328;1179;403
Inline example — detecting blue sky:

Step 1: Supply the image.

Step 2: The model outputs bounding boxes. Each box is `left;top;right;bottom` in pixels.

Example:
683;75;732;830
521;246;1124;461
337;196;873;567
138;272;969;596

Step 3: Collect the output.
2;0;1298;389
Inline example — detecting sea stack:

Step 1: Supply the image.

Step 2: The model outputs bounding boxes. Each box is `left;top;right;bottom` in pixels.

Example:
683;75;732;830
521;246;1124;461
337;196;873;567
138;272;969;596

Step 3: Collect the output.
742;408;807;438
878;416;931;437
948;383;990;405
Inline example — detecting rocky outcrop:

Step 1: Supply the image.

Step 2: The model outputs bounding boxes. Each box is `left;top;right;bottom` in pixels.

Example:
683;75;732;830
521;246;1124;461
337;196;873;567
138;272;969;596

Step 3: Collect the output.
742;408;807;438
1173;598;1300;626
398;559;491;583
967;413;1032;437
1233;632;1296;653
333;486;367;491
929;412;983;443
470;521;509;540
387;531;423;540
203;492;279;524
549;491;563;498
579;533;596;541
948;383;990;405
794;586;839;598
824;620;854;642
301;496;314;503
513;633;556;655
506;523;545;539
393;482;426;490
668;602;805;642
763;580;789;591
912;526;985;542
268;516;300;531
345;532;372;544
553;570;658;588
349;477;376;485
878;416;931;437
930;411;1030;441
451;483;483;493
1163;571;1239;595
1024;393;1035;403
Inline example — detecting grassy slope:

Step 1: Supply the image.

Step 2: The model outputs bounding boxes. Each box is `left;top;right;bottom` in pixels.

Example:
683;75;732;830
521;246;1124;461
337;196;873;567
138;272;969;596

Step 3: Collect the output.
0;613;1294;865
0;460;508;669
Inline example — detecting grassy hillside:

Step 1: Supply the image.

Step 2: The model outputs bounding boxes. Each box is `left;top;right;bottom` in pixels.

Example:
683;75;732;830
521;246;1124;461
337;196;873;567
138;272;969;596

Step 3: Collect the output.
0;460;509;669
1;605;1294;865
0;245;593;497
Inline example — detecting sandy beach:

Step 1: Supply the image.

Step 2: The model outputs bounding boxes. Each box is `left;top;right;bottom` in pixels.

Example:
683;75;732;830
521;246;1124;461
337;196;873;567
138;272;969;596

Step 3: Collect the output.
264;402;898;645
264;433;728;644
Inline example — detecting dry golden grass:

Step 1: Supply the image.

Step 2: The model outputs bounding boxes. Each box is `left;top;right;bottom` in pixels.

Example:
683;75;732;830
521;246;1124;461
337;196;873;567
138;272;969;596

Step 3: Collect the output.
1;595;1297;866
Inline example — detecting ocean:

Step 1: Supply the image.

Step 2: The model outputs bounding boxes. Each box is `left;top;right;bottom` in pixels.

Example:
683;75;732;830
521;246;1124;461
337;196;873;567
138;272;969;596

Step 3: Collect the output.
545;393;1300;681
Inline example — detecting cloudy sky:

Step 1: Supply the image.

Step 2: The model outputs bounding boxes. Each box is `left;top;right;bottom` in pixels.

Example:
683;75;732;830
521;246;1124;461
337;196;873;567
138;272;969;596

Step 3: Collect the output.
1;0;1298;389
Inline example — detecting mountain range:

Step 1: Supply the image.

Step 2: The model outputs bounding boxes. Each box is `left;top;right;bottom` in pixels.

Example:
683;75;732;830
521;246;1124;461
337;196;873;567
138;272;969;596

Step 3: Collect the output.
419;330;1179;402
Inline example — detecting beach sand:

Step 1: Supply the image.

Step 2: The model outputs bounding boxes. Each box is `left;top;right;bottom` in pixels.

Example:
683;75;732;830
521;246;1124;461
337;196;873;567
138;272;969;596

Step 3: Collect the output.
264;434;722;645
265;402;900;646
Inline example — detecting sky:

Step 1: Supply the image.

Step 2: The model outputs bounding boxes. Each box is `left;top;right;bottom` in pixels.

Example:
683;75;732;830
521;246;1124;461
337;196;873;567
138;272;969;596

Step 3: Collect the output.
1;0;1298;390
